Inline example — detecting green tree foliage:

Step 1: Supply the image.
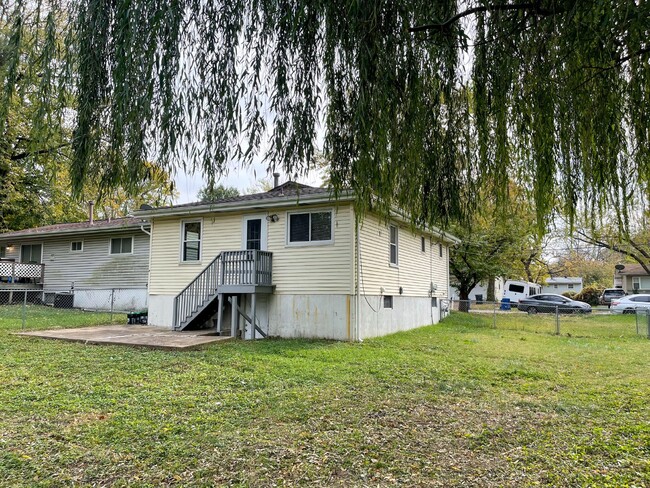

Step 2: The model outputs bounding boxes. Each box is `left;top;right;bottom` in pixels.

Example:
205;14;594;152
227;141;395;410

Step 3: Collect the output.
3;1;650;229
197;184;240;202
574;285;603;307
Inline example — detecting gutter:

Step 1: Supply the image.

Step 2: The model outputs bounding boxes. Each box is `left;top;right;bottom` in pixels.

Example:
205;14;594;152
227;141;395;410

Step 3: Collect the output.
0;223;151;241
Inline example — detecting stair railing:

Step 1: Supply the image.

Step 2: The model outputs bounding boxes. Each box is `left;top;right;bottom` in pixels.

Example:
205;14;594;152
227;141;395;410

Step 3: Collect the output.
173;254;222;330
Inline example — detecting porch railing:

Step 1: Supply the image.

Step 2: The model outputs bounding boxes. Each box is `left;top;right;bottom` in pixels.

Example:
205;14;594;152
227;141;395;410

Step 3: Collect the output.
173;250;273;330
0;260;45;284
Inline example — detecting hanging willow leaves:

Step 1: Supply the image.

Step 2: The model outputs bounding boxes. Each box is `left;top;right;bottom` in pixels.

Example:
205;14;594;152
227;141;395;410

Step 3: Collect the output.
2;1;649;229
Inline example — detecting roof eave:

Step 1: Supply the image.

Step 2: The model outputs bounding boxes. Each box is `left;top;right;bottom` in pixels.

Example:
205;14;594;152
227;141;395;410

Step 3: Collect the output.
0;222;150;241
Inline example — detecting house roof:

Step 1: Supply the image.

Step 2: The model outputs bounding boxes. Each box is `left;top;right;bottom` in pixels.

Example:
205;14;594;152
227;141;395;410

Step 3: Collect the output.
545;277;583;285
615;263;650;276
135;182;348;217
0;217;149;241
135;181;461;245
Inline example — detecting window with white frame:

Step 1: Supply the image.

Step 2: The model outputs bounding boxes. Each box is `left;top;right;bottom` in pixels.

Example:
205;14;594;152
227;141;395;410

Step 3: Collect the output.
389;225;398;265
181;221;202;261
71;241;83;252
568;284;574;289
21;244;42;263
110;237;133;255
633;277;640;290
288;211;332;244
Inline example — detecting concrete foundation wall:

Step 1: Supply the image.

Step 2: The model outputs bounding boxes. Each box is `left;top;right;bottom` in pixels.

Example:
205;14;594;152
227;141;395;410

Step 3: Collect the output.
148;294;175;328
268;294;352;340
358;295;440;340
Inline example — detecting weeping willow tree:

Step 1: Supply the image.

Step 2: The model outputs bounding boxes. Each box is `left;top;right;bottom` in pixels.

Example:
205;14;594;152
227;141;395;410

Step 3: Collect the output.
2;1;649;229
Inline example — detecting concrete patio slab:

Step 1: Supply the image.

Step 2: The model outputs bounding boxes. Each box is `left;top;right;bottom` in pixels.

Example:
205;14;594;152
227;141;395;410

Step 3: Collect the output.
15;325;232;350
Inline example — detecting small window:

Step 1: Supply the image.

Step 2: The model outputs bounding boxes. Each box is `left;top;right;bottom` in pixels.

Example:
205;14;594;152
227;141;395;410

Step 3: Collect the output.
383;295;393;309
110;237;133;255
71;241;83;252
554;284;558;288
509;284;525;293
421;236;426;253
439;243;443;257
431;297;438;307
182;221;201;261
288;211;332;244
0;246;5;258
389;225;398;265
568;284;574;289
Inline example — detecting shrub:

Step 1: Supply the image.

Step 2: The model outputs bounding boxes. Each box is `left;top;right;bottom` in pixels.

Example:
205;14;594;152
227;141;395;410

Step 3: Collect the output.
574;286;603;306
562;291;577;299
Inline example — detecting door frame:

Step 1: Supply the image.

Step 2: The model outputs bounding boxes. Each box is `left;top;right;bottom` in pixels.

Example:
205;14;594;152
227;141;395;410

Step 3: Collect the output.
242;214;268;251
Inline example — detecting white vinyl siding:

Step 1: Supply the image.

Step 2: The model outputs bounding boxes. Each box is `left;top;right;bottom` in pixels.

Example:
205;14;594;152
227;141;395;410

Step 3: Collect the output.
1;230;149;290
358;214;449;298
148;204;353;296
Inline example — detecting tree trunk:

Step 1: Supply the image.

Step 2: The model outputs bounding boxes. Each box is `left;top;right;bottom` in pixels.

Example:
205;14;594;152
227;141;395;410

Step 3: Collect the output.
487;277;496;302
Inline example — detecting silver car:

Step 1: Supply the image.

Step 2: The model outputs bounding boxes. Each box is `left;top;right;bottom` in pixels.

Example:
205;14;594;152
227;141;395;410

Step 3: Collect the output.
610;294;650;314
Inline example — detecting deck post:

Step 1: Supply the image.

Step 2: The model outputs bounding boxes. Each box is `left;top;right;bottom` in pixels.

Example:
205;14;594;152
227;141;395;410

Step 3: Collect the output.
251;293;257;340
231;295;238;338
216;293;223;334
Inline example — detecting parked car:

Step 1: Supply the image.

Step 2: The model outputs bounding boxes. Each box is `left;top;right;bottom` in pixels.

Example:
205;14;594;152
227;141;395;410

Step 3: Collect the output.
610;294;650;314
600;288;627;307
517;294;592;314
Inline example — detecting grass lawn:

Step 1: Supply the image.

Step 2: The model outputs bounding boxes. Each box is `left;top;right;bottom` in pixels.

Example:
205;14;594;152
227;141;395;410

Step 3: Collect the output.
0;310;648;486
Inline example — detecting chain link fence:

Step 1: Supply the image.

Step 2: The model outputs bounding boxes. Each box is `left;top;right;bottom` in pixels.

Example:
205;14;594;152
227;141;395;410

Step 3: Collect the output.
441;299;650;339
0;287;148;330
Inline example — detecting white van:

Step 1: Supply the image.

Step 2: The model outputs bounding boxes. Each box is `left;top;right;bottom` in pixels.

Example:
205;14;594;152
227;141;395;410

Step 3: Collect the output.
503;280;541;303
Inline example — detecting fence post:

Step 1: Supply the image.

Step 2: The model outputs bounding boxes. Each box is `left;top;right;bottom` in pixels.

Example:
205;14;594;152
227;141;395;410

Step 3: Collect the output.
555;306;560;335
110;288;115;322
493;301;497;329
22;290;27;330
636;311;640;335
646;310;650;340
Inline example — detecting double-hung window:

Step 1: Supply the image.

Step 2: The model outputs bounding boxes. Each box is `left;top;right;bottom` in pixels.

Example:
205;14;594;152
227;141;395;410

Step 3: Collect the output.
21;244;42;263
389;225;398;265
182;221;202;262
633;277;640;291
110;237;133;255
288;211;332;244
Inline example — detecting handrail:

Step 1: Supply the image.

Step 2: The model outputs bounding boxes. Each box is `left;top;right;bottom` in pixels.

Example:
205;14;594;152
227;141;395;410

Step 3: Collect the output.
173;250;273;330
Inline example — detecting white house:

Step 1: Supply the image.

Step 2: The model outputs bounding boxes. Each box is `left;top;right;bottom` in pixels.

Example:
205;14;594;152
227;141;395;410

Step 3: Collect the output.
449;277;505;302
614;264;650;293
0;217;150;310
136;181;459;341
542;277;583;294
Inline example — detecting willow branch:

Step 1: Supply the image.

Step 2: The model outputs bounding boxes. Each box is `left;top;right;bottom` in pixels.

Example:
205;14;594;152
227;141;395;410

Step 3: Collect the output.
409;2;557;33
10;142;70;161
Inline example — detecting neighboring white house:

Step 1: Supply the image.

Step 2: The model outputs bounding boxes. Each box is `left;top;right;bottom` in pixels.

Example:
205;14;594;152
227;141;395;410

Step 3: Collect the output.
136;181;459;341
448;277;505;302
0;217;150;310
542;277;583;294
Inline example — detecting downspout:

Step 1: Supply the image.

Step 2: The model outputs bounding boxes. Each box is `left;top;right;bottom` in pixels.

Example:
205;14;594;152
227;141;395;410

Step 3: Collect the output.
140;225;151;236
356;220;361;342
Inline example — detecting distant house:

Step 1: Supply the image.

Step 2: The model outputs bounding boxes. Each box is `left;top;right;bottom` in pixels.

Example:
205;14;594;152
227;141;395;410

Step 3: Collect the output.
449;277;505;302
614;264;650;293
135;181;460;340
0;217;150;310
542;277;583;294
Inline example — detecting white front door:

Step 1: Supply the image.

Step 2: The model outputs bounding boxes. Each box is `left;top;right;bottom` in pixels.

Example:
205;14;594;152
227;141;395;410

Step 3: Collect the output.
243;215;268;251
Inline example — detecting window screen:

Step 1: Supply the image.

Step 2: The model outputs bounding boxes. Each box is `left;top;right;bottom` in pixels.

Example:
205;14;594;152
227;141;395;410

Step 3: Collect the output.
389;226;398;265
110;237;133;255
289;212;332;243
182;222;201;261
21;244;42;263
